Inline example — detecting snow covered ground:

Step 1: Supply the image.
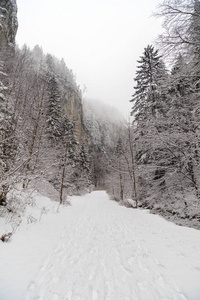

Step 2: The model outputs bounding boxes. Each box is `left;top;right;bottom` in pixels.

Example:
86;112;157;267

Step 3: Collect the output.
0;190;200;300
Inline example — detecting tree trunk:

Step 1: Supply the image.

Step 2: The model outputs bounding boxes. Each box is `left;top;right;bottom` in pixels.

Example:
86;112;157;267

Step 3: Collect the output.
188;158;199;197
128;124;138;208
60;142;68;205
119;162;124;202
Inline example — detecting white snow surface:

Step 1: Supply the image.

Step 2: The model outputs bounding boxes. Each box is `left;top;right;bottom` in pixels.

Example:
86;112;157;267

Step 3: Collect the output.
1;190;200;300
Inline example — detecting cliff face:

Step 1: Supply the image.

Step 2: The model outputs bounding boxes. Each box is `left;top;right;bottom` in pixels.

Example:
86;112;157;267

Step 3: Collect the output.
0;0;85;145
0;0;18;50
63;88;83;144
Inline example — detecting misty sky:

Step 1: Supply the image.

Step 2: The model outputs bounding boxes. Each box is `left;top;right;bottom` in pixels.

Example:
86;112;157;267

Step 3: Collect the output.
16;0;163;117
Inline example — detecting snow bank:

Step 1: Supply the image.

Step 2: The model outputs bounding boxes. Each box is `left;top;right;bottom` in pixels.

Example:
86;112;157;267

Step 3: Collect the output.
144;191;200;230
0;186;69;300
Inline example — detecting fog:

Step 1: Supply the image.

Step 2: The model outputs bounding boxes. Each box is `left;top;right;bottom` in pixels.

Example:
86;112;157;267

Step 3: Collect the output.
16;0;163;116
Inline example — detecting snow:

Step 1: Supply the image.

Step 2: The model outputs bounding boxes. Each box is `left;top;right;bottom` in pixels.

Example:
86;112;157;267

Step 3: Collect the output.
1;190;200;300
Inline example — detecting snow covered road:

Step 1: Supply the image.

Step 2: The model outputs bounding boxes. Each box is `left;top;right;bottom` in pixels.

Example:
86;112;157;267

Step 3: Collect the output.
1;191;200;300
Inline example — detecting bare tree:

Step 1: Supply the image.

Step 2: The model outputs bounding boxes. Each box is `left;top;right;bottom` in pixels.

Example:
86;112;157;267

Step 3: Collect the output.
155;0;200;61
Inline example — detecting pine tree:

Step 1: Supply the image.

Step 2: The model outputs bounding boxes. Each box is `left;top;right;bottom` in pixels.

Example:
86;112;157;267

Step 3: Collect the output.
59;116;78;204
115;137;125;201
130;46;168;168
78;143;90;174
130;45;167;120
71;142;92;193
129;46;172;204
46;75;62;142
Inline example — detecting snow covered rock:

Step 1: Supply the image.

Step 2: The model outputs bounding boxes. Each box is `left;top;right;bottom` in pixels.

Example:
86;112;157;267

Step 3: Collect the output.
0;0;18;50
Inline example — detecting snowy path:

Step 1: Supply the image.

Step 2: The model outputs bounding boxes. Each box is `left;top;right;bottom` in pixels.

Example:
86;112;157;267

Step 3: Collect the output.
1;191;200;300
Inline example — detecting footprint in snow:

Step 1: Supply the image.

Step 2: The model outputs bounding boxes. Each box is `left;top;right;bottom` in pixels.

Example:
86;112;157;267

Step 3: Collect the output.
178;254;186;260
52;294;59;300
28;281;35;291
128;257;135;265
89;269;95;281
40;265;46;272
194;266;200;272
92;290;98;300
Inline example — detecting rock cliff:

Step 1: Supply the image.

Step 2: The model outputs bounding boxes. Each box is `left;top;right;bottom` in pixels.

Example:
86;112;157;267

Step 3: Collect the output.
63;88;83;144
0;0;85;145
0;0;18;50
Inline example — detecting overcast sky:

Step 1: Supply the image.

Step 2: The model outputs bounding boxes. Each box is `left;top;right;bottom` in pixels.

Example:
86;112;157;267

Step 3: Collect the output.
16;0;163;117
